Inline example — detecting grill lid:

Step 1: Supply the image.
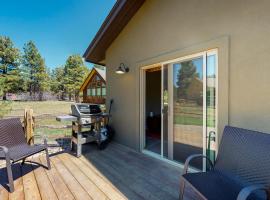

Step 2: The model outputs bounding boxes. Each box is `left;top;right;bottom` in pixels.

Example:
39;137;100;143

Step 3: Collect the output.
71;103;102;117
77;104;101;114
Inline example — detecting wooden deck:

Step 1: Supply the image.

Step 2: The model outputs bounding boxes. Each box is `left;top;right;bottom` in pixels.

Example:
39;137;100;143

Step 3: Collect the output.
0;142;198;200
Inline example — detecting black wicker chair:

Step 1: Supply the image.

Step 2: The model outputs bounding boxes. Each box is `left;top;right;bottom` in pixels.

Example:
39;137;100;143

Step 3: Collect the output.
0;118;51;192
179;126;270;200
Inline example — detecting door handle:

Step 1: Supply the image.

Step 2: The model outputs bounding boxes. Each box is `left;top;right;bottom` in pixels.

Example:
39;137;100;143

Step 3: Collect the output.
207;131;216;142
162;107;169;115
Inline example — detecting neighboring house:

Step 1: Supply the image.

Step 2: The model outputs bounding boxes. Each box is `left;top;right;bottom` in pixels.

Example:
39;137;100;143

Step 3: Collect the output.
83;0;270;168
80;67;106;104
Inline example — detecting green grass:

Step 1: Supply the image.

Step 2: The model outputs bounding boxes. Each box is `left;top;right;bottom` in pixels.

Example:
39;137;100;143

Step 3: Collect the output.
0;101;12;119
174;102;216;127
7;101;72;117
174;115;202;126
174;115;215;127
1;100;73;138
35;127;71;137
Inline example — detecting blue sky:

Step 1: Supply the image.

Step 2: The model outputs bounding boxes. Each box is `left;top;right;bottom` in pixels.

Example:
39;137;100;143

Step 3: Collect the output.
0;0;116;69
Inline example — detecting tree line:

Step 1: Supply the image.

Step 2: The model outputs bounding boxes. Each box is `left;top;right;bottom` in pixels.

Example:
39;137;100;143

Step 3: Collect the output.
0;36;89;101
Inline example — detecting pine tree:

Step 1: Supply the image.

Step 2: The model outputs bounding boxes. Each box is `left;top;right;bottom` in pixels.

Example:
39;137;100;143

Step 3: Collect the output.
22;41;49;100
0;36;23;100
50;66;65;100
63;55;88;102
176;61;198;99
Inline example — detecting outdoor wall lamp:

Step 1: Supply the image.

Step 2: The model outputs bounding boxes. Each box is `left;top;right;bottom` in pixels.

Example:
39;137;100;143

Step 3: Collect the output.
115;63;129;74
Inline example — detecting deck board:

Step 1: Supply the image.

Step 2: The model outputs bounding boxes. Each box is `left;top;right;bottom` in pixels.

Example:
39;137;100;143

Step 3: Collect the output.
59;153;107;200
32;157;58;200
21;159;41;200
0;142;197;200
79;155;143;200
103;143;179;198
51;156;92;200
39;155;75;200
70;155;127;200
86;148;170;200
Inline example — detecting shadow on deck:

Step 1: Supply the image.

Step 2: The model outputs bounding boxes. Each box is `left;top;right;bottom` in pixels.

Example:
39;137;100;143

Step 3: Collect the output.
0;142;199;200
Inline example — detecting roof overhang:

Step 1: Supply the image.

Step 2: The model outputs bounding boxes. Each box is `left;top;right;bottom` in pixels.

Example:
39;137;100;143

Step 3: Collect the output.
83;0;145;65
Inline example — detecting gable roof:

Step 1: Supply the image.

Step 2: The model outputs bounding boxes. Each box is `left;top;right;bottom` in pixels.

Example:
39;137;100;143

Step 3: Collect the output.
80;68;106;92
83;0;145;65
95;68;106;81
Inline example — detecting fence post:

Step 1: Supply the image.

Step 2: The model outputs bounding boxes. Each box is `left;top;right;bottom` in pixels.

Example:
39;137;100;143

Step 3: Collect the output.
24;109;34;144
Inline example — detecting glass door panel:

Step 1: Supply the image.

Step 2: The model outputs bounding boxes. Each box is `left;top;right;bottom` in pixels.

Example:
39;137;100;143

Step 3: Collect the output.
144;68;162;155
171;56;204;169
162;64;169;158
206;52;217;165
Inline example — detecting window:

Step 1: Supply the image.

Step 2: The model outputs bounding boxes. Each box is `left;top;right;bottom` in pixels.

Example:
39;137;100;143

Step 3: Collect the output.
86;74;106;98
91;88;96;96
102;87;106;96
87;89;91;96
97;88;101;96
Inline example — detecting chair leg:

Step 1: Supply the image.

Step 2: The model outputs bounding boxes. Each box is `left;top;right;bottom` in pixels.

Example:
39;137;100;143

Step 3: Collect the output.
21;158;26;165
45;148;51;170
6;157;14;192
179;178;186;200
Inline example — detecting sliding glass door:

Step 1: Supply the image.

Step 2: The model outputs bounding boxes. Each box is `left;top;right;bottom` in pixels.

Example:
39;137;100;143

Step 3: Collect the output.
161;50;218;169
169;55;204;169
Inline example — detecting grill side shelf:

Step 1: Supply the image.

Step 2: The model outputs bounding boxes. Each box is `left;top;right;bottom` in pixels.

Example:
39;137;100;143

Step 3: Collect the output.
56;115;77;122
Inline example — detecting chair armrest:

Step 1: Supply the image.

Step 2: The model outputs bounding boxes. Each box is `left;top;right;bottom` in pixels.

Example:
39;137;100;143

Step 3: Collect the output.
28;135;48;146
182;154;214;175
0;146;9;155
0;145;11;160
237;185;268;200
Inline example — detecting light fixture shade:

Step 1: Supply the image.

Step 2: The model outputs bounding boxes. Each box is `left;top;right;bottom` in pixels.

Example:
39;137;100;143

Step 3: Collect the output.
115;63;129;74
115;66;125;74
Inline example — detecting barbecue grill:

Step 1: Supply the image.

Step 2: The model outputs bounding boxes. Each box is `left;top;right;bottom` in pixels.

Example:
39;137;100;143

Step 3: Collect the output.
71;103;102;125
56;102;113;157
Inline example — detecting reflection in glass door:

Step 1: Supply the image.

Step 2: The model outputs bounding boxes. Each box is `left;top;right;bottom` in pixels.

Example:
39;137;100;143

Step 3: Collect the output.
206;52;218;166
170;55;204;169
162;50;218;169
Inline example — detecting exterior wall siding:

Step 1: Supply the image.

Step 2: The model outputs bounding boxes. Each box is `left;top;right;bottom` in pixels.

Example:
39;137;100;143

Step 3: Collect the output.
105;0;270;150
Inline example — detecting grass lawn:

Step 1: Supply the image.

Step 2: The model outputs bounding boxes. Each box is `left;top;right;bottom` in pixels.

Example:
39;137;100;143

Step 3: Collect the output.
174;115;215;127
174;102;216;127
0;101;12;118
6;100;72;117
0;100;74;139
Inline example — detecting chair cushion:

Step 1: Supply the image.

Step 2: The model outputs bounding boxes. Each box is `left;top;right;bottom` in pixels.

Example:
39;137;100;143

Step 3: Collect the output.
0;144;46;162
183;171;266;200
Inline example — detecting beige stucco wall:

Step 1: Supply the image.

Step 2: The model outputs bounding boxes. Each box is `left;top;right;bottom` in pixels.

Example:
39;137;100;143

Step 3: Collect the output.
105;0;270;151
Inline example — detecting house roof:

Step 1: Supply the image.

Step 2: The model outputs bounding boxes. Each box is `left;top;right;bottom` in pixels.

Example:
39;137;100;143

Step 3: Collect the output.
95;68;106;81
83;0;145;65
80;68;106;92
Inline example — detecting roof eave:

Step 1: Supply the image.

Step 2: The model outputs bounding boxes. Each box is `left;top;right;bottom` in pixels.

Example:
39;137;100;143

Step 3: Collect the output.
83;0;145;64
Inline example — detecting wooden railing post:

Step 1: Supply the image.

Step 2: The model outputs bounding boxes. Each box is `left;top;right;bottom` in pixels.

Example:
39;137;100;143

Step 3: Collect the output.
24;109;34;144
